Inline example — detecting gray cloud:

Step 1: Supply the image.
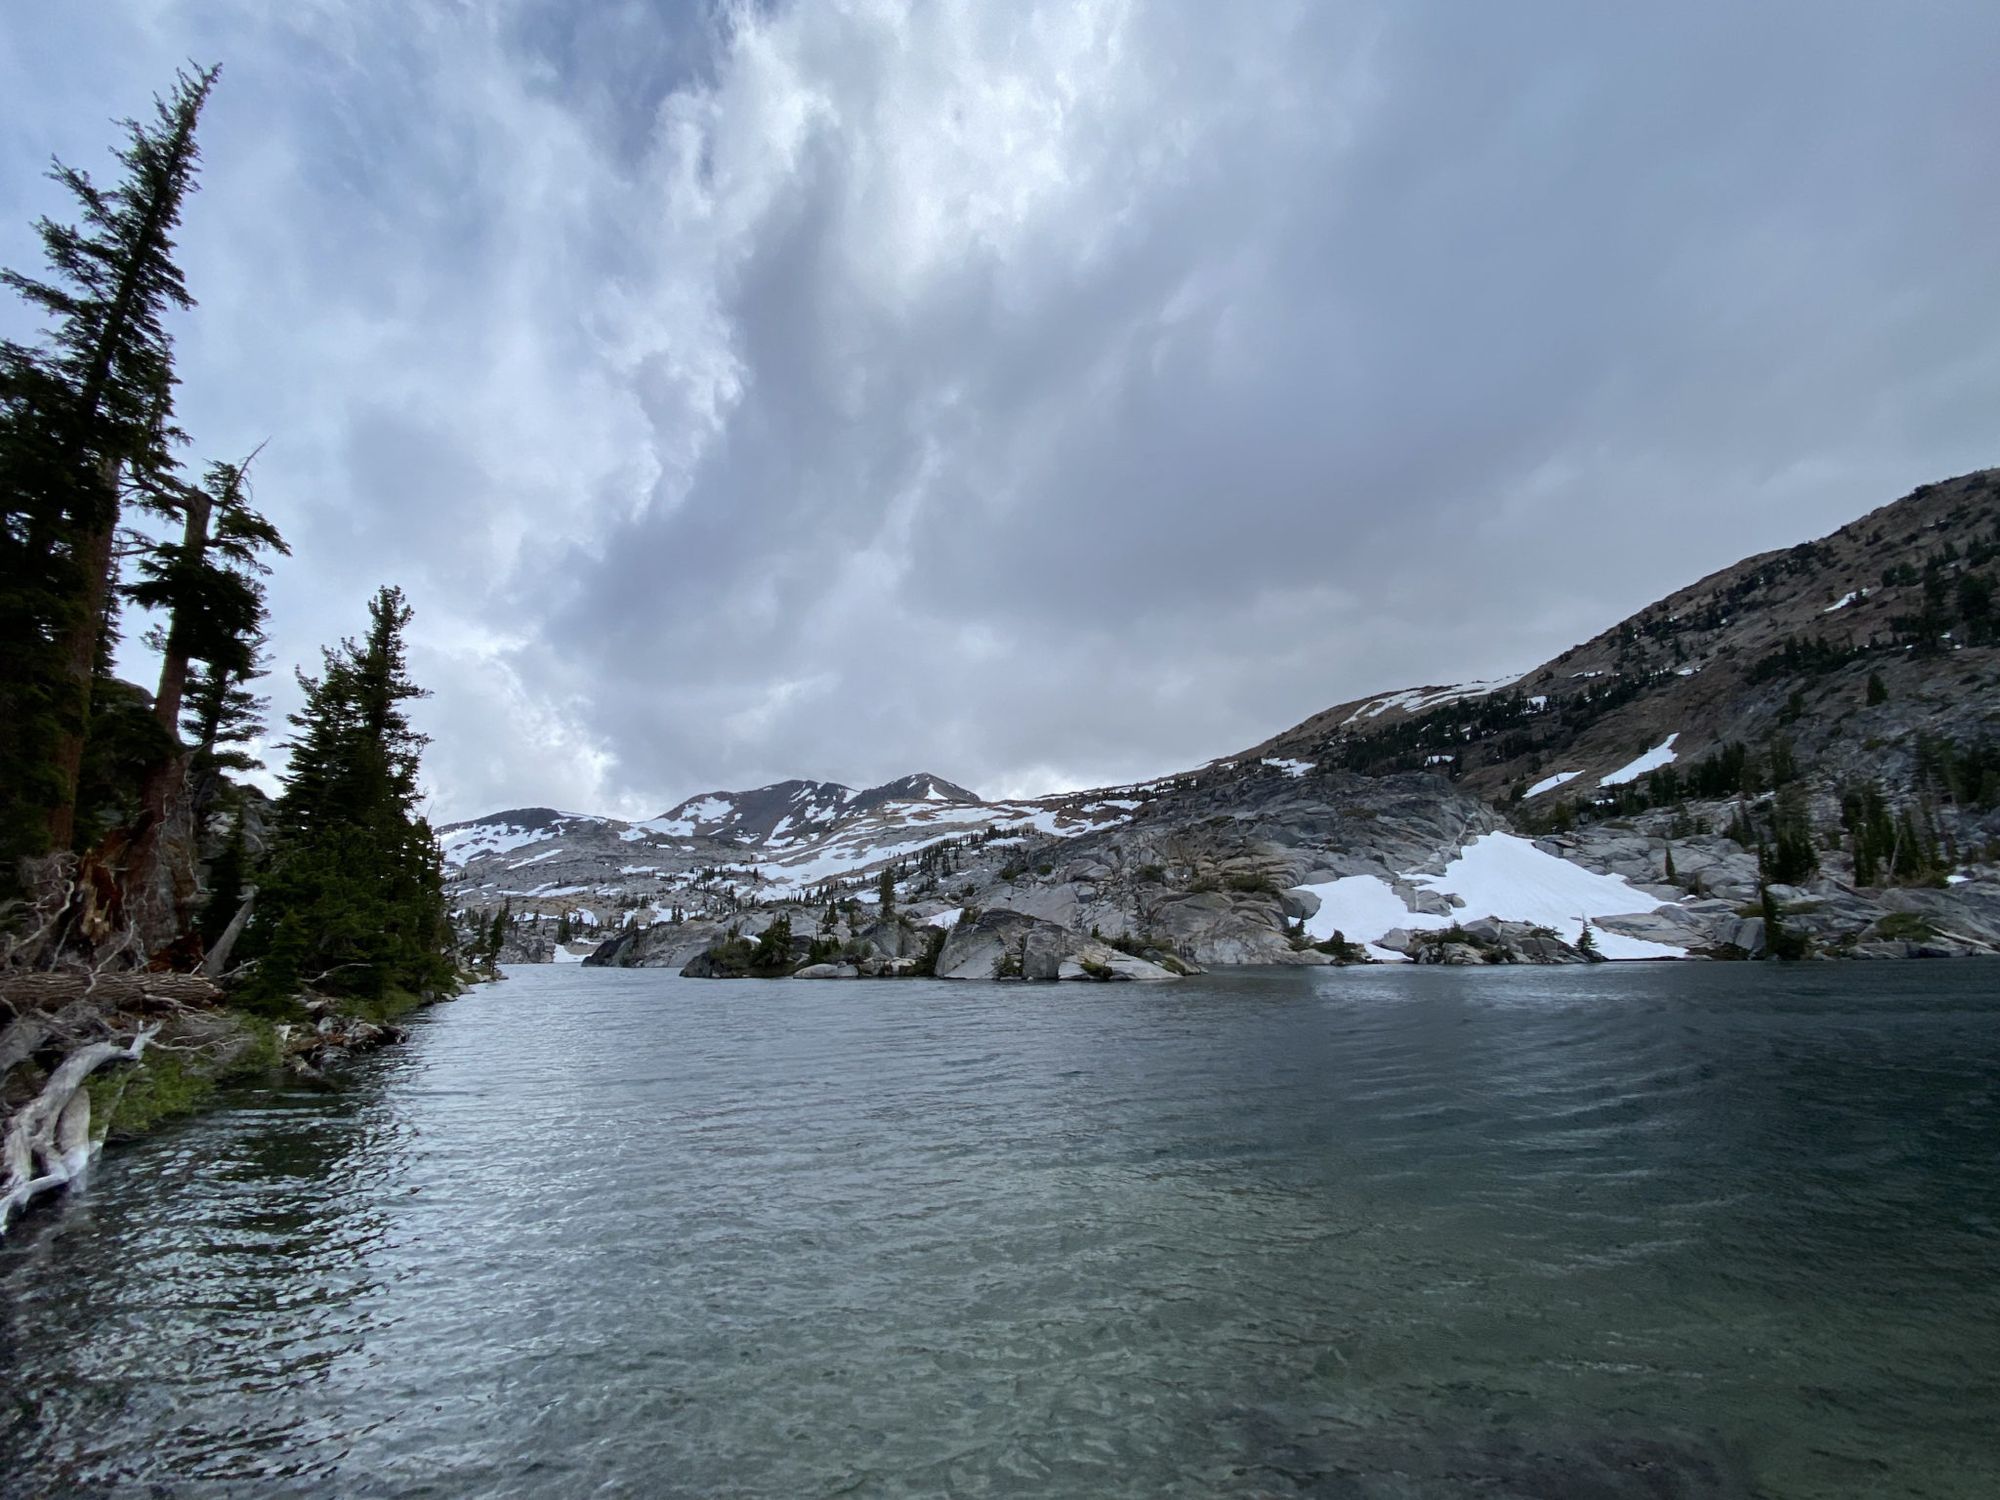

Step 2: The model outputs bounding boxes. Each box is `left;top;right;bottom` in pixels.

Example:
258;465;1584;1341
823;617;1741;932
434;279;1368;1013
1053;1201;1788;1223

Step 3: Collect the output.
4;0;1996;819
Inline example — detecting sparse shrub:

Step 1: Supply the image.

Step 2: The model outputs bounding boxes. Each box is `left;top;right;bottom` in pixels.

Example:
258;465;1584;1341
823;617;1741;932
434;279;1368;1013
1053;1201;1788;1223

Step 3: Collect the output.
1870;911;1937;942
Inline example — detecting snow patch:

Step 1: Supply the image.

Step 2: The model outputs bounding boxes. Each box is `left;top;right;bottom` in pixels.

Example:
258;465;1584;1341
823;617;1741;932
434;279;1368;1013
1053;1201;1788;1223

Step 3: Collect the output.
1298;875;1445;963
1526;770;1582;798
1291;832;1683;962
1262;757;1315;778
1823;589;1867;613
633;815;696;838
1342;675;1521;726
505;848;565;871
442;822;555;860
1408;833;1681;959
926;907;964;929
1599;734;1679;787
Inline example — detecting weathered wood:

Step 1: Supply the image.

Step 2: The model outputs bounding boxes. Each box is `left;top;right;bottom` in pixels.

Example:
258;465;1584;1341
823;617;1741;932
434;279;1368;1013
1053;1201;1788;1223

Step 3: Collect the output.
0;972;221;1010
202;885;257;978
0;1024;159;1234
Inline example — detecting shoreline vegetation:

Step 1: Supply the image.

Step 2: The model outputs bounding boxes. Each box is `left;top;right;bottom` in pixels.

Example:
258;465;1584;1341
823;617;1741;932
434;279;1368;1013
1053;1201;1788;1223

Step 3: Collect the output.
0;71;485;1235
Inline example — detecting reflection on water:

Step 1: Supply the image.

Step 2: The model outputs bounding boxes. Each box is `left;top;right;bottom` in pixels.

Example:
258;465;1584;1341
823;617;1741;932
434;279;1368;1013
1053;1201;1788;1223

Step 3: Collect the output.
3;962;1998;1496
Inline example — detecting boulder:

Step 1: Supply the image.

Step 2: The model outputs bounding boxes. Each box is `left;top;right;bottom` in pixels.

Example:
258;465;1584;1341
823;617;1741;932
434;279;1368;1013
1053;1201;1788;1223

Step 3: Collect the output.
793;963;860;979
1512;931;1581;963
1595;908;1710;947
1054;947;1178;981
935;909;1060;980
1726;916;1766;955
1147;891;1295;965
584;921;726;969
1398;883;1458;917
853;917;926;958
984;883;1087;932
934;908;1183;982
1378;927;1422;956
1417;942;1487;966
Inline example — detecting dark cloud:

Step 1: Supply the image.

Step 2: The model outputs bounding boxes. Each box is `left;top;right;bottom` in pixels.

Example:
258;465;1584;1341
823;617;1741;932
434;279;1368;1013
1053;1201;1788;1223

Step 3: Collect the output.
4;0;1996;818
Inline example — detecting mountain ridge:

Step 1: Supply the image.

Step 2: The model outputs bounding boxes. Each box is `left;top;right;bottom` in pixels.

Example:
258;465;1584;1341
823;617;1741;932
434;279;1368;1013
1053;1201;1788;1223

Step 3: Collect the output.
444;468;2000;968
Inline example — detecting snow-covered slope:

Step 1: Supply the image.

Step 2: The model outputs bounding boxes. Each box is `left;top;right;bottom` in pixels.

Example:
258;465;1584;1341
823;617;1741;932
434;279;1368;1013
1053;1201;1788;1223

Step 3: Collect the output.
439;774;1148;930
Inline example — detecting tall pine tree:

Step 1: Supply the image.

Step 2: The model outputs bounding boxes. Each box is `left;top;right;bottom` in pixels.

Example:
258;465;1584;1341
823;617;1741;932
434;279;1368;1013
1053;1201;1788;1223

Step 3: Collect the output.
245;586;451;1005
0;66;220;867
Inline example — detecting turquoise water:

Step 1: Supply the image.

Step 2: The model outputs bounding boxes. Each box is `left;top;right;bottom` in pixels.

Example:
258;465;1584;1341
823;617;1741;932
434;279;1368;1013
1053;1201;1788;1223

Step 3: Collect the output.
3;962;1998;1496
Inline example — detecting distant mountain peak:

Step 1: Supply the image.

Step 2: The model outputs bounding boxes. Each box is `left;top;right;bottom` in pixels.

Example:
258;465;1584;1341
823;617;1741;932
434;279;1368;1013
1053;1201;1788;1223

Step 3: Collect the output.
852;772;981;809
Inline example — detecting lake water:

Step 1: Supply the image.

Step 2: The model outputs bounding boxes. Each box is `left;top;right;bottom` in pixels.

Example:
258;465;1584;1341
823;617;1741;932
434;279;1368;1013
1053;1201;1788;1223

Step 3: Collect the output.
3;962;1998;1497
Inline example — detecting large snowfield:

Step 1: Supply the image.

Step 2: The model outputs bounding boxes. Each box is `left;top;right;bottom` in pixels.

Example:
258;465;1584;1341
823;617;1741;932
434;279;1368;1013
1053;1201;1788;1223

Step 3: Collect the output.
1296;832;1684;961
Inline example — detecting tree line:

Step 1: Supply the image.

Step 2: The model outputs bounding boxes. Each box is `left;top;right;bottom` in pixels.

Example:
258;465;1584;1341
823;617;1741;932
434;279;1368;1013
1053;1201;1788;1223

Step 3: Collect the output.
1;69;453;1006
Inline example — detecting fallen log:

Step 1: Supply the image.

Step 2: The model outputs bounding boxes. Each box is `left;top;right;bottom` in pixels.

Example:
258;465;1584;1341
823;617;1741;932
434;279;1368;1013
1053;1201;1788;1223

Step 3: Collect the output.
0;972;222;1012
1;1024;160;1235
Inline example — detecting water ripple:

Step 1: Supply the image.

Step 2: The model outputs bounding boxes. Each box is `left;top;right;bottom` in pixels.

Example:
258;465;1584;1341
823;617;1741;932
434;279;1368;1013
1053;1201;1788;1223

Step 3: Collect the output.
4;961;1999;1496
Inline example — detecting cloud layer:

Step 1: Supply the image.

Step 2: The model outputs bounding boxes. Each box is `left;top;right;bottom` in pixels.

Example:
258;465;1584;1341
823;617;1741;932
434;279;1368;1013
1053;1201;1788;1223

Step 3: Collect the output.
4;1;1996;819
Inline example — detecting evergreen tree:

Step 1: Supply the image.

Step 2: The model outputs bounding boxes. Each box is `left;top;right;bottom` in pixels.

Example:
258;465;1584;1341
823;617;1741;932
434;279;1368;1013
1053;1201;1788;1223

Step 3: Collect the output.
243;586;450;1005
1768;785;1818;886
1865;671;1889;706
127;453;286;734
877;865;896;918
487;901;510;964
181;645;270;828
751;915;794;971
0;66;220;865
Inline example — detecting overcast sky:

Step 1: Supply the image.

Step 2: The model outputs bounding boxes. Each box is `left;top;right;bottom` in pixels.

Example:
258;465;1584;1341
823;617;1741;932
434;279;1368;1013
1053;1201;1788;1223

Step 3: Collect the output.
4;2;1996;821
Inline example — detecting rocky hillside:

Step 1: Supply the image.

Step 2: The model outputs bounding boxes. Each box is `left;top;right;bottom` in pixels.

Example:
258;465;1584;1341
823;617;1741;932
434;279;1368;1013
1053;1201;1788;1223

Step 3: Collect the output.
1251;469;2000;811
453;470;2000;974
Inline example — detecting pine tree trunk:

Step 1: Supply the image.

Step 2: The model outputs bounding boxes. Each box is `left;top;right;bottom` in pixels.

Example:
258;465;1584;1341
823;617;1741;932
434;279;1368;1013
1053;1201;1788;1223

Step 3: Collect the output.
44;462;120;853
153;485;213;734
119;748;200;962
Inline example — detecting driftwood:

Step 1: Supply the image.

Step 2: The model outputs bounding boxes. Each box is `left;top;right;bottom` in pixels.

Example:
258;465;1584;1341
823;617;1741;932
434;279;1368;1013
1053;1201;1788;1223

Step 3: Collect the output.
0;972;221;1011
0;1000;99;1085
0;1024;159;1234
